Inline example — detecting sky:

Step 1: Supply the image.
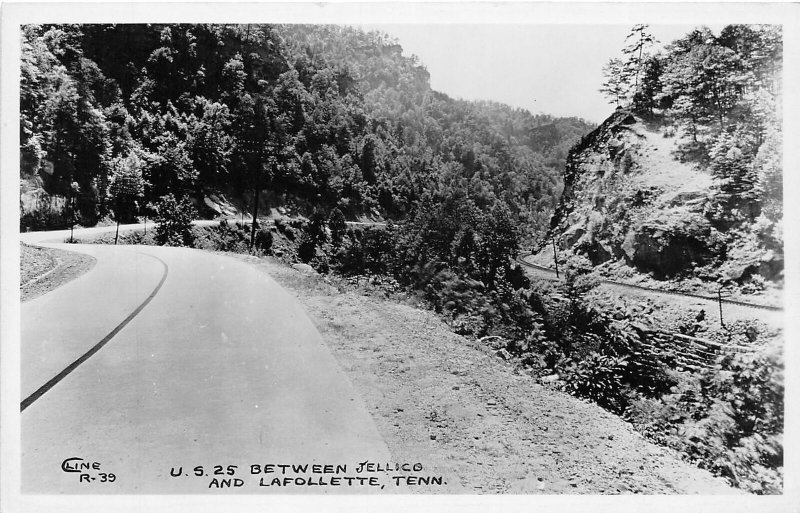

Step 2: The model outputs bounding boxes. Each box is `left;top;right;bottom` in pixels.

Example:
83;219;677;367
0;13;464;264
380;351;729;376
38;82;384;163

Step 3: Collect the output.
359;24;724;124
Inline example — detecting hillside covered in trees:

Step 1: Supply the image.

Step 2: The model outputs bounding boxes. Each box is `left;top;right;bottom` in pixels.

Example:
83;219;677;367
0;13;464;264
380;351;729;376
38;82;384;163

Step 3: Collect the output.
20;23;592;240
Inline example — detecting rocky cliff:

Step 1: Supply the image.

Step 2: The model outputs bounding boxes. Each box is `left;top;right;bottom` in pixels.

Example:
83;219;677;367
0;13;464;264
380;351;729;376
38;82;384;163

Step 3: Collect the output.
547;110;782;286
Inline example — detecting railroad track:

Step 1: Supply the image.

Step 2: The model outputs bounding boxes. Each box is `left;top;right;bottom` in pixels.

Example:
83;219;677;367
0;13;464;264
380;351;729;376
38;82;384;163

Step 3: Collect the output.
516;255;783;313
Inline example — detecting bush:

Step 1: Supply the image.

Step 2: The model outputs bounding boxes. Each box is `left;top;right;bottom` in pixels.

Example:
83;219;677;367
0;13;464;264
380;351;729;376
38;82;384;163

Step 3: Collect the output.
332;226;395;276
307;209;328;246
633;343;784;494
125;230;155;246
689;345;782;493
328;207;347;247
21;208;69;231
297;232;317;263
561;352;629;413
153;194;197;247
254;227;273;253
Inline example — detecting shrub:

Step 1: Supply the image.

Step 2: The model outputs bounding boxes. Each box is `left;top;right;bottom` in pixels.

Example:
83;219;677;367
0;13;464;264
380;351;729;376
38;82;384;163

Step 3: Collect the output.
307;209;328;246
153;194;197;247
254;228;273;253
297;232;316;263
21;208;68;231
328;207;347;247
561;352;629;413
125;230;155;246
333;226;395;276
639;343;784;494
691;344;783;493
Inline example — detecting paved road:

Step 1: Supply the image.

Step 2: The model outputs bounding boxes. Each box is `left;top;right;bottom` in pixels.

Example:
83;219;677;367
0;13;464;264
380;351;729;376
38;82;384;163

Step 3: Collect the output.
518;255;784;329
20;229;390;494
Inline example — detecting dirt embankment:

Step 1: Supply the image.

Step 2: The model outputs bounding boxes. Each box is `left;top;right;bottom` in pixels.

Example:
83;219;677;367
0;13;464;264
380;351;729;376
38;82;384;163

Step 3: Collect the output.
232;254;737;495
20;244;96;302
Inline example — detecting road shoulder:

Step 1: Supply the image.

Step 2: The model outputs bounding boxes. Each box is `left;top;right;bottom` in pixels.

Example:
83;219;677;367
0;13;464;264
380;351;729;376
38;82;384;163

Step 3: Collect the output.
20;243;96;302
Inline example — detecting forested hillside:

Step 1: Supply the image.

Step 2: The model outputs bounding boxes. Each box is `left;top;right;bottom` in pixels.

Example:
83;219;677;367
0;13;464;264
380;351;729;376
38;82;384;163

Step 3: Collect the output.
20;23;592;238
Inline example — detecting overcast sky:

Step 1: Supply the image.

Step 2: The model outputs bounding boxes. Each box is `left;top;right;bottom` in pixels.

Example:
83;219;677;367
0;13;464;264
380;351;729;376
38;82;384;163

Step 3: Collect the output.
360;24;723;124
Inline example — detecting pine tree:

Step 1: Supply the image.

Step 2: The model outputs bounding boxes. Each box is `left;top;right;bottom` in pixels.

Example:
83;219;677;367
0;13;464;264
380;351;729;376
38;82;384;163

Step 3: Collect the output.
622;24;657;97
599;58;631;107
360;135;378;184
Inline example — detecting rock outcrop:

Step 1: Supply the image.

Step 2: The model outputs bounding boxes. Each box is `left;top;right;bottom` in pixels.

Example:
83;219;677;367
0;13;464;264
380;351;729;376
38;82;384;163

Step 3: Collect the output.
547;110;780;283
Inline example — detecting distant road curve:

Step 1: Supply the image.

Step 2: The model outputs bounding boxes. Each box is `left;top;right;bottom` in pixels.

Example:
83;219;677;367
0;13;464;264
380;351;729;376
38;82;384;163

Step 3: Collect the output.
516;254;782;313
21;217;387;245
21;222;779;313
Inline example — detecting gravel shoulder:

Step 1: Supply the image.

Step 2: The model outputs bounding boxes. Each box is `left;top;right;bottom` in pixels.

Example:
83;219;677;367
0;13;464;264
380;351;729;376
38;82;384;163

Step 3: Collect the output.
20;243;96;302
232;253;738;495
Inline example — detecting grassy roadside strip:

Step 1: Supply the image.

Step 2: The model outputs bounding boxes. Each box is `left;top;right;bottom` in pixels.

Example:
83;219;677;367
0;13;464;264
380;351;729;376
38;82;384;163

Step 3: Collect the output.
20;244;96;302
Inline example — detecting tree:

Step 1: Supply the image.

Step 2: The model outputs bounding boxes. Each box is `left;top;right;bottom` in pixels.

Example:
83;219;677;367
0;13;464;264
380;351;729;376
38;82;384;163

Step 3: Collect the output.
187;98;234;187
360;134;379;184
753;125;782;221
328;207;347;247
599;58;631;107
634;56;665;114
708;131;762;222
599;25;657;111
622;24;657;97
307;208;328;246
701;45;743;130
475;203;519;290
153;194;197;246
109;151;146;243
658;29;746;134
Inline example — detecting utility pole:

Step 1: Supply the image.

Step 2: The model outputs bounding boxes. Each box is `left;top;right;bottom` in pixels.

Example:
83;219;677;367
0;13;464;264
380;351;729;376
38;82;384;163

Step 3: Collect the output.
69;195;75;242
249;153;261;250
114;195;121;245
237;125;271;251
552;237;559;279
69;168;76;243
717;285;725;328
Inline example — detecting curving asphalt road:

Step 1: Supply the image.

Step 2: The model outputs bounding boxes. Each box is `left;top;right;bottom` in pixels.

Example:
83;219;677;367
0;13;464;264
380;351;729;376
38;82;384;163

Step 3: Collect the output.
20;228;390;494
517;254;784;329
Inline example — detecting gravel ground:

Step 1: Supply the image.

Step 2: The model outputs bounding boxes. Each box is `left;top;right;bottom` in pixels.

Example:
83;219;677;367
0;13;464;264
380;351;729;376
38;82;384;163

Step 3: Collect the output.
231;253;738;495
20;243;96;302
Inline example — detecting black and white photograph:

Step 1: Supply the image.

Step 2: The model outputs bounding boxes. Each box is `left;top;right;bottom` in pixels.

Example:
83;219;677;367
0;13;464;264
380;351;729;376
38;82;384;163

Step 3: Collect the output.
1;2;798;511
